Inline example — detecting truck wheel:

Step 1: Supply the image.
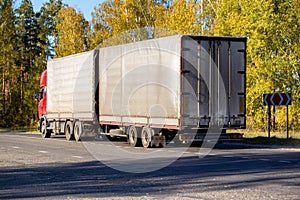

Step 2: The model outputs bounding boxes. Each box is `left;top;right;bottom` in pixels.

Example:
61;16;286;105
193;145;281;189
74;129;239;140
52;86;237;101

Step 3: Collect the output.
141;127;152;148
128;126;141;147
65;121;74;141
74;121;83;142
41;120;51;138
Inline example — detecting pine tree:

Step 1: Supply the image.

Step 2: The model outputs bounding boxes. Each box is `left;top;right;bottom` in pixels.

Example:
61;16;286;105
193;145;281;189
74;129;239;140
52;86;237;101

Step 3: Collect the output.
0;0;17;127
14;0;43;127
39;0;64;59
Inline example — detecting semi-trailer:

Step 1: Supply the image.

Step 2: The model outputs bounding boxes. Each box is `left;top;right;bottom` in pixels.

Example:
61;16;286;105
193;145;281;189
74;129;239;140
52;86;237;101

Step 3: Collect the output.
36;35;246;147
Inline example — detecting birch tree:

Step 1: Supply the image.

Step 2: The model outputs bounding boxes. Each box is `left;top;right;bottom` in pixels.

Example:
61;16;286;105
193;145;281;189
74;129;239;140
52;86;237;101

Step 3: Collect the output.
213;0;300;129
55;7;89;57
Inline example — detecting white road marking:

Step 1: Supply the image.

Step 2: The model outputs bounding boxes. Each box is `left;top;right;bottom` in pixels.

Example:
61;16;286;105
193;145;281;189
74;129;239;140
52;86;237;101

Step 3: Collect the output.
223;155;234;158
259;159;271;162
242;157;250;159
12;146;20;149
38;151;48;153
279;160;292;164
194;152;206;156
1;133;72;142
72;156;83;159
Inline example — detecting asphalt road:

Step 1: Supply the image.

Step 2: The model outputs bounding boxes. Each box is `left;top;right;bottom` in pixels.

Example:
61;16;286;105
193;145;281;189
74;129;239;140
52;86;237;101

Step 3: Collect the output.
0;131;299;199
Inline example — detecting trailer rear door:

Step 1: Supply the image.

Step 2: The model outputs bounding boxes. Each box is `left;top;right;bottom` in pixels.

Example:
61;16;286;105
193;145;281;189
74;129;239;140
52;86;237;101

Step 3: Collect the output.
181;36;246;128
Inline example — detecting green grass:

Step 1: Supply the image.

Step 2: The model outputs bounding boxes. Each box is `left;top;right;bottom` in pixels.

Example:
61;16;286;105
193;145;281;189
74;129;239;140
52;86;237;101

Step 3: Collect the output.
0;127;38;133
243;129;300;139
241;129;300;147
0;128;11;132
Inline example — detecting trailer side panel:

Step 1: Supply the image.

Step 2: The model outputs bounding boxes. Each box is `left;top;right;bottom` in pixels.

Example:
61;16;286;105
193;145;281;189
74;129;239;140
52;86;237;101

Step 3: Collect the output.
98;36;182;128
47;50;98;120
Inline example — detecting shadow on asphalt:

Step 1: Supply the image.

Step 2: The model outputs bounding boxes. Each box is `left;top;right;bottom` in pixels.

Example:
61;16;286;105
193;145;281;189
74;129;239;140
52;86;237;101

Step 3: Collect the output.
0;151;299;199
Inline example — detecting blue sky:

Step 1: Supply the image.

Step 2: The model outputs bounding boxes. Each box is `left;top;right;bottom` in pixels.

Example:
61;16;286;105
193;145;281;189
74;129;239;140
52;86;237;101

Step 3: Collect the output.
15;0;106;21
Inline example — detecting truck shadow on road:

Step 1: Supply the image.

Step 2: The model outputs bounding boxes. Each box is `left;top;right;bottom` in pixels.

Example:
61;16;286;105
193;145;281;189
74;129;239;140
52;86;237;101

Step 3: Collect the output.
0;151;299;199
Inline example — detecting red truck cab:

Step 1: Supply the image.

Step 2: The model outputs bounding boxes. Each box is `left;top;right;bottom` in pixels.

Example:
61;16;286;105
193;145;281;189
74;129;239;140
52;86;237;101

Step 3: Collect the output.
37;70;47;119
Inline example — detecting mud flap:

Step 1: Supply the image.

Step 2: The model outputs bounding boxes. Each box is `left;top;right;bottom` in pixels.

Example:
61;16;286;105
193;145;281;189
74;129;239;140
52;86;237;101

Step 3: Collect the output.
151;135;166;147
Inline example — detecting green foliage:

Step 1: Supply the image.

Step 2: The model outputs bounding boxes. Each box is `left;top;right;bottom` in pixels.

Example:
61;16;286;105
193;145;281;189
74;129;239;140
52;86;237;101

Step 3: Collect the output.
0;0;18;127
90;0;203;47
14;0;43;127
55;7;90;57
38;0;64;59
165;0;202;34
212;0;300;129
89;1;112;49
90;0;157;46
0;0;65;128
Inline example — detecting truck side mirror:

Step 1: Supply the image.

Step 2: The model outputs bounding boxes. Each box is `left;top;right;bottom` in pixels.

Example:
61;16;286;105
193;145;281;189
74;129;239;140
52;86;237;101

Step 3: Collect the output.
34;92;40;102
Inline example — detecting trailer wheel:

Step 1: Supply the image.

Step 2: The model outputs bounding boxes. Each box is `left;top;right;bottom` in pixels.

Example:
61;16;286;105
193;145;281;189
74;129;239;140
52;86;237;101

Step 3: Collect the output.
74;121;83;142
128;126;141;147
65;121;74;141
41;119;51;138
141;127;152;148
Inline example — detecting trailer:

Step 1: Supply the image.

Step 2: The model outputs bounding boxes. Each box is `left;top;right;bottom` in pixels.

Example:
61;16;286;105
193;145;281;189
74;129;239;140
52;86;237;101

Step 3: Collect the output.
37;35;246;147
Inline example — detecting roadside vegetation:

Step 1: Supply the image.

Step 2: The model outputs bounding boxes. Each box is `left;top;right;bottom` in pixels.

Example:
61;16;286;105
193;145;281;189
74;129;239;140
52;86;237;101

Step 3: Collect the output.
225;127;300;146
0;127;37;132
240;129;300;146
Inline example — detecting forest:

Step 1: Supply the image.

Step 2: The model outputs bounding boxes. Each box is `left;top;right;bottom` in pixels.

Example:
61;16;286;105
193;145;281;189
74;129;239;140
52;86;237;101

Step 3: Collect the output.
0;0;299;131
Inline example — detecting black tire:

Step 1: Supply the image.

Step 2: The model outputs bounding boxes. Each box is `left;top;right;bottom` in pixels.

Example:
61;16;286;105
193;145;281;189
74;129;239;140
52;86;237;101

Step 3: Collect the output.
74;121;83;142
141;127;152;148
65;121;74;141
127;126;141;147
41;119;51;138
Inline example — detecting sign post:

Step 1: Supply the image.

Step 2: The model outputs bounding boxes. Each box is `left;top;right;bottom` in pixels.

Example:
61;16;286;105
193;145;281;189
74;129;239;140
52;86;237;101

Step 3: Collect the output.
286;105;289;139
267;106;271;138
263;93;292;139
